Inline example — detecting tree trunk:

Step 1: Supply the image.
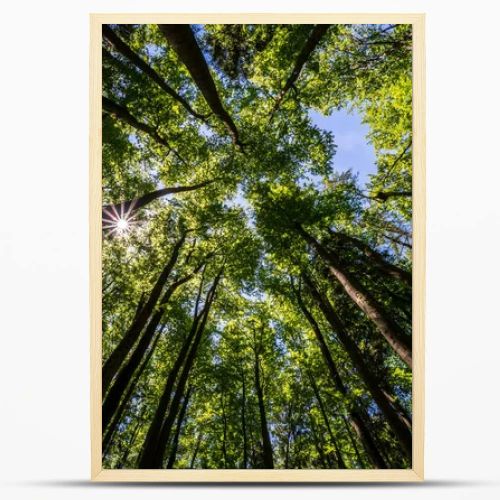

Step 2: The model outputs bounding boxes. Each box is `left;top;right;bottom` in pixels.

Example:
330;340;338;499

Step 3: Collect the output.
166;385;192;468
341;414;366;468
137;268;207;464
102;327;162;454
103;268;198;430
374;190;412;202
240;370;248;469
297;225;412;368
308;414;330;468
158;24;242;147
115;417;142;469
254;348;274;468
272;25;331;115
302;273;412;459
103;96;183;162
330;230;412;286
139;271;221;468
138;302;203;466
102;180;214;223
190;433;202;468
220;390;228;468
284;402;293;469
103;25;208;121
102;232;186;394
307;372;346;469
294;284;388;468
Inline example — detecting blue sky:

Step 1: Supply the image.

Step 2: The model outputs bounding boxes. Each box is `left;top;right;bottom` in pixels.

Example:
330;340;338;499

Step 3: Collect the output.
226;108;377;225
309;109;376;188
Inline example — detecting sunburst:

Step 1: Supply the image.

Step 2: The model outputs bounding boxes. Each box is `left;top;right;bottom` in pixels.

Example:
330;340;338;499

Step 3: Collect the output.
102;202;138;237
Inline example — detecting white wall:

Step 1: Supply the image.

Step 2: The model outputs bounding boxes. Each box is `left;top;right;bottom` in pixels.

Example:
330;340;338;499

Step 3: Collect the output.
1;1;499;498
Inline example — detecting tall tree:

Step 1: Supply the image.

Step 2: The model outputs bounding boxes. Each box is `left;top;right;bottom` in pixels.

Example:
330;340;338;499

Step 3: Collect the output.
102;232;187;393
297;225;412;369
252;326;274;469
158;24;242;147
293;282;388;468
103;25;208;121
302;272;412;459
271;24;331;115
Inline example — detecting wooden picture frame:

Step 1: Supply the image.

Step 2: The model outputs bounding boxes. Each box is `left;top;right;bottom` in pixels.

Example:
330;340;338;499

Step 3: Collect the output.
90;13;425;482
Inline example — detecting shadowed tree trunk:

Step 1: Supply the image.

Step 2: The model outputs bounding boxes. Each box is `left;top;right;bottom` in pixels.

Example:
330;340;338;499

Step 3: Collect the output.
302;272;412;459
341;414;366;468
102;180;214;223
271;24;331;116
329;229;412;286
103;328;162;454
297;225;412;369
103;25;208;121
307;371;346;469
253;339;274;469
283;401;294;469
190;433;202;468
308;414;330;468
103;96;185;163
293;283;388;469
240;369;248;469
137;273;206;466
102;232;187;394
158;24;242;147
103;265;201;430
374;190;412;202
220;389;229;468
139;271;222;468
166;385;192;468
115;417;143;469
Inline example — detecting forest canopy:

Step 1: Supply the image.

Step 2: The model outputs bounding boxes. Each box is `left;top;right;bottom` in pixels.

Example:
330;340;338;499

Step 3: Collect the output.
101;23;413;470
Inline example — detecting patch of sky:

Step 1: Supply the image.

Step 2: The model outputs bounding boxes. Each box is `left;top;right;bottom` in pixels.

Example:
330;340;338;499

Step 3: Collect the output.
309;108;377;189
144;43;163;58
128;133;139;146
198;123;215;139
224;183;256;229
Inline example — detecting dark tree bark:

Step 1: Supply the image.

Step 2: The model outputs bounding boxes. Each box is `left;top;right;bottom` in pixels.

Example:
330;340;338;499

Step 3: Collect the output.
166;385;192;468
302;273;412;459
297;225;412;369
240;370;248;469
115;417;142;469
374;190;412;202
190;433;202;468
329;229;412;286
382;388;412;432
220;390;228;468
138;285;205;466
103;25;208;121
341;414;366;468
102;232;186;394
293;283;388;468
271;25;331;116
139;271;222;468
158;24;242;147
102;180;214;223
253;341;274;469
307;371;346;469
308;414;330;468
102;327;162;454
103;267;200;430
103;96;184;163
283;402;294;469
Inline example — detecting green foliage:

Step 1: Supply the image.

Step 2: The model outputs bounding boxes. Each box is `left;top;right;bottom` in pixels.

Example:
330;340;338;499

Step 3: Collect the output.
102;23;413;470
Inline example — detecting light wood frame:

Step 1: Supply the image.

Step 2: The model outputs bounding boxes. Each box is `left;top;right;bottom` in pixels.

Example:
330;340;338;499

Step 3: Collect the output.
90;13;425;482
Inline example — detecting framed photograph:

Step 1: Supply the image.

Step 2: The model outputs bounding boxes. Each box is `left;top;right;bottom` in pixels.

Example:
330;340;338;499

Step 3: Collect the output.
90;13;425;482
